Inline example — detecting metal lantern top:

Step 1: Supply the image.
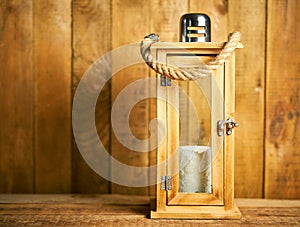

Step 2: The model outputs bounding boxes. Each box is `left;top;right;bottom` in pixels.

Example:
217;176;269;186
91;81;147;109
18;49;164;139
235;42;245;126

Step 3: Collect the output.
180;13;211;42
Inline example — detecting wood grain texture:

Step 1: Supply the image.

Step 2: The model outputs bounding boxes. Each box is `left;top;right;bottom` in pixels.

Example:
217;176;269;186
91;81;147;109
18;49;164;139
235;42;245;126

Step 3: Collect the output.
72;0;111;193
0;0;34;192
151;0;188;42
265;0;300;199
228;0;266;198
34;0;72;192
0;0;299;198
224;54;235;211
0;195;299;225
211;66;224;203
189;0;228;41
111;0;150;195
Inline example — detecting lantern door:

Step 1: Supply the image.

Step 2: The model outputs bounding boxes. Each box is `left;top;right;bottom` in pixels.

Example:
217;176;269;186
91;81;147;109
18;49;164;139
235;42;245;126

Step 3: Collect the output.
152;42;240;219
161;52;224;206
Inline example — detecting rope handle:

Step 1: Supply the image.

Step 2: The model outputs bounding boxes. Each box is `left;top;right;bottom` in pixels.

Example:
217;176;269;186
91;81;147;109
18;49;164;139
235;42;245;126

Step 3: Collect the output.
140;32;241;81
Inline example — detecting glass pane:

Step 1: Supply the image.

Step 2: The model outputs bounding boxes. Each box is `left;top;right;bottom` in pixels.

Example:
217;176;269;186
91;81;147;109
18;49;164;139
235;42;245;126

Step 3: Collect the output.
178;76;212;193
179;145;211;193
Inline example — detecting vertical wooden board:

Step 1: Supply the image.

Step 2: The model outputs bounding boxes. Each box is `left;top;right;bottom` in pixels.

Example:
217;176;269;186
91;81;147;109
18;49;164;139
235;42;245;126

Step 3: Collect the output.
228;0;266;198
265;0;300;199
189;0;228;41
0;0;34;192
149;0;189;197
72;0;111;193
111;0;150;195
34;0;72;192
151;0;188;42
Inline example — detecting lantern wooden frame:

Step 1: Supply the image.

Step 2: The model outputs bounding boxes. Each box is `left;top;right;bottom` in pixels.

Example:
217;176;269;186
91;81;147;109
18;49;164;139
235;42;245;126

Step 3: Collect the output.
150;42;243;219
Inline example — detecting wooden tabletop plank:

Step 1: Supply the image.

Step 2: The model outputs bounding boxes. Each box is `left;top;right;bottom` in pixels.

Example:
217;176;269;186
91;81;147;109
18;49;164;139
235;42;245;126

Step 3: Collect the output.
1;194;300;206
0;195;299;226
0;194;150;204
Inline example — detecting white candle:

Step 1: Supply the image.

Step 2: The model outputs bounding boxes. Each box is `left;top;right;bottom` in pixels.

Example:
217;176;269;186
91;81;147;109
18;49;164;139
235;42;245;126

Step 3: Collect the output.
179;146;212;193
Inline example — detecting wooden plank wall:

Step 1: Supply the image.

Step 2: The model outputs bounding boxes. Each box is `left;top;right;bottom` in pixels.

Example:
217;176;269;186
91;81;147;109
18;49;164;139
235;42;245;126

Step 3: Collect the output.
0;0;299;199
265;0;300;199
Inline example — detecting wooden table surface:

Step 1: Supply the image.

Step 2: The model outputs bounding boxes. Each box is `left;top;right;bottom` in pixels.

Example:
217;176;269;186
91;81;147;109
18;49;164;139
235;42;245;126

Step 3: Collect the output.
0;194;299;226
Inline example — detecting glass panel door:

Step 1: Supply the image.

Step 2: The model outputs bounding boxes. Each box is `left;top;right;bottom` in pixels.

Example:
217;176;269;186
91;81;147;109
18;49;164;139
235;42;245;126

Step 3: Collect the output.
166;53;224;205
178;75;212;194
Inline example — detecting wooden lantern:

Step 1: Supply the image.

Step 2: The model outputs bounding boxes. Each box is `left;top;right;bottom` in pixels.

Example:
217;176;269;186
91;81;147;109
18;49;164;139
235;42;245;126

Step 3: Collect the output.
149;41;243;219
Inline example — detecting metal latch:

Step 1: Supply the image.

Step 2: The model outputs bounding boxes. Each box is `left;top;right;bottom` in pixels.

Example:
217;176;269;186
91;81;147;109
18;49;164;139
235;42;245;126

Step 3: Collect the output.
161;176;172;190
217;118;239;136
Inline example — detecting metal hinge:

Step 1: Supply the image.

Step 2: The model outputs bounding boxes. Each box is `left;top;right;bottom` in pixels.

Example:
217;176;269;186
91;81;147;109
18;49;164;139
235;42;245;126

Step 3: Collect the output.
161;176;172;190
160;76;171;86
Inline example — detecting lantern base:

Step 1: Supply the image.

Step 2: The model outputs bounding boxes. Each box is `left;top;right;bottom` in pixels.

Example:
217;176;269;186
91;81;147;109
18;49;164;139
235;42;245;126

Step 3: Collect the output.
150;200;241;219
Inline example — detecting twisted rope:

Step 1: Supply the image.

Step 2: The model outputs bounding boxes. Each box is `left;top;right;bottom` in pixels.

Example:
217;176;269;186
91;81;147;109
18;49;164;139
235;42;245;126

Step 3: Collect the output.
140;32;241;81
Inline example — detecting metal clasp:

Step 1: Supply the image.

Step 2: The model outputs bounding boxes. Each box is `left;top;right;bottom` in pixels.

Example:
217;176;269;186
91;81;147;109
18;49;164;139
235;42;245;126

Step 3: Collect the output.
217;118;239;136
